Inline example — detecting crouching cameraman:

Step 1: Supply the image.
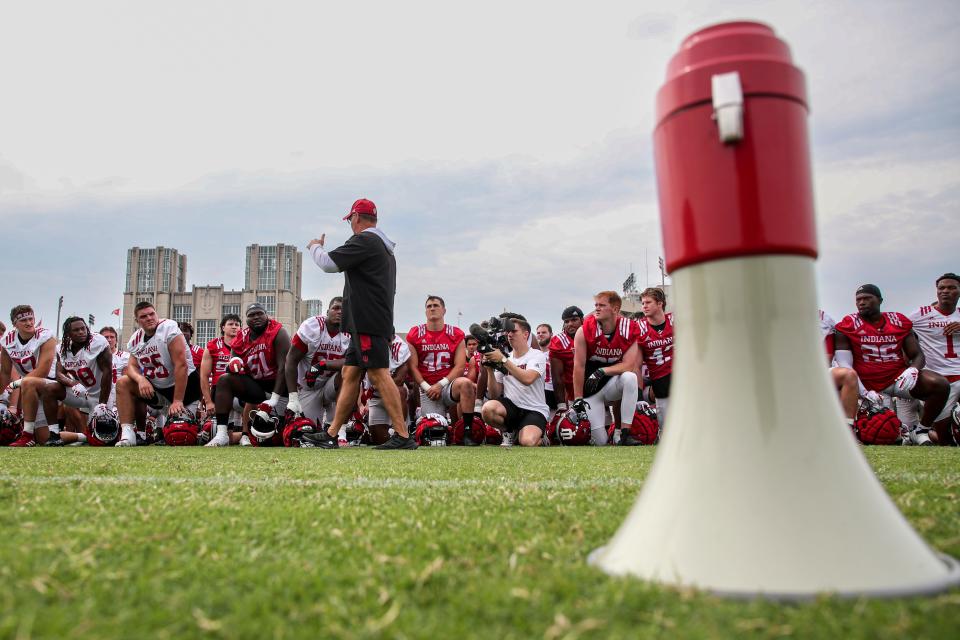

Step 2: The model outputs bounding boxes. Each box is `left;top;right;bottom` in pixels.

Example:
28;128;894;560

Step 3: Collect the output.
479;318;549;447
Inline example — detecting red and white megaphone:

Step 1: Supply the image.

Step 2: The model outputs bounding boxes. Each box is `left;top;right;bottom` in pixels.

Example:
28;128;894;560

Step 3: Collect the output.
589;21;960;598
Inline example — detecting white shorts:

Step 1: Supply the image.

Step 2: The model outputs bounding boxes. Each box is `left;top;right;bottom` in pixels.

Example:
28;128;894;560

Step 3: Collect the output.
894;379;960;423
419;385;455;418
300;376;338;425
584;371;638;446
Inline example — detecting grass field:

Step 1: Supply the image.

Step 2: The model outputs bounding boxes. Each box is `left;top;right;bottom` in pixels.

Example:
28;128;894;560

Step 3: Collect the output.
1;447;958;639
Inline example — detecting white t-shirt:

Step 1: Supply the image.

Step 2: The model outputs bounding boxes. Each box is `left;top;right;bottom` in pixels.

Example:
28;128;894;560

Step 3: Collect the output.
495;347;549;418
909;305;960;379
126;319;195;389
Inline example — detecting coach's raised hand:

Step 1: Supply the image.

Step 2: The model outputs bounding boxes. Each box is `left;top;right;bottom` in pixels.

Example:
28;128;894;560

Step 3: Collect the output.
307;234;325;250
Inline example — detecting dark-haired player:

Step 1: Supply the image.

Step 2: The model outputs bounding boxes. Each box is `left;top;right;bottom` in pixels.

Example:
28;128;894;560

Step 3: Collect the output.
549;306;583;415
179;322;205;370
200;314;242;419
1;305;58;445
834;284;949;445
116;301;201;446
205;303;289;447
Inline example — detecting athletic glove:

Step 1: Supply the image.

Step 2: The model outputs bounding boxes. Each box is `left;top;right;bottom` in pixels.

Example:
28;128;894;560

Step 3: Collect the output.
572;398;590;424
226;357;247;375
583;369;610;397
861;390;883;406
894;367;919;393
305;360;326;387
287;392;302;416
263;393;281;409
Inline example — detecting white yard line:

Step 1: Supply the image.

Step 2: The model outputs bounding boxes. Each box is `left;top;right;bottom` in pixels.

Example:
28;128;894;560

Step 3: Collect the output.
0;474;645;489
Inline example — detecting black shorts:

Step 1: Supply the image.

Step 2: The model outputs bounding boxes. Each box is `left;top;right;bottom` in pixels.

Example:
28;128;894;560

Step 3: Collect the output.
149;370;202;407
496;397;547;434
233;376;274;405
650;374;671;399
344;333;390;370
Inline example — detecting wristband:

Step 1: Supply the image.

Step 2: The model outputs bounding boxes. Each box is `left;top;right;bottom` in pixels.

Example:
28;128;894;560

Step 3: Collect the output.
439;378;450;388
598;368;605;377
420;381;431;392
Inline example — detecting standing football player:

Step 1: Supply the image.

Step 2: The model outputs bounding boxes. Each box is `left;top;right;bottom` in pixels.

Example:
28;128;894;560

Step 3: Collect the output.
903;273;960;444
1;305;58;446
115;302;201;446
205;303;289;447
572;291;641;445
834;284;949;445
405;296;478;440
284;297;350;428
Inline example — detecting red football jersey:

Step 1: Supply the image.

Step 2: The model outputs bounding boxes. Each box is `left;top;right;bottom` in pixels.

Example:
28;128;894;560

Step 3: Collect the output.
549;332;576;398
462;351;482;379
206;337;233;385
637;313;674;381
189;344;204;370
834;312;912;391
230;319;284;381
582;314;641;365
406;323;464;385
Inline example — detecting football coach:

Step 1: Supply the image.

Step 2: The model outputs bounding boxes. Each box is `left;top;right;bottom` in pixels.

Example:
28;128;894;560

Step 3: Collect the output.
301;198;415;449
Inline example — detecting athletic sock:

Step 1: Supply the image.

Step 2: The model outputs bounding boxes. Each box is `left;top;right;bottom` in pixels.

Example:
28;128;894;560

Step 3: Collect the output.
215;413;229;427
76;433;88;443
462;412;475;429
23;421;36;434
120;424;136;442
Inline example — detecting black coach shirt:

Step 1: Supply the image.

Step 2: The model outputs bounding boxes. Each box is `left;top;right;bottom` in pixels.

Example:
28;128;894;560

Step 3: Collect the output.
328;228;397;338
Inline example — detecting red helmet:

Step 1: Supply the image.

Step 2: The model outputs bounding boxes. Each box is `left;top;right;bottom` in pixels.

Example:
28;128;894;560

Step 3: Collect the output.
854;402;902;445
283;413;317;447
249;403;284;446
451;415;502;445
143;413;163;445
0;409;23;446
554;409;591;446
621;402;660;445
162;414;201;446
87;407;121;447
415;413;449;446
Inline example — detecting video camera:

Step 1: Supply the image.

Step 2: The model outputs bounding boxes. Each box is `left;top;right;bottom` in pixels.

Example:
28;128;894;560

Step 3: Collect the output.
469;312;526;371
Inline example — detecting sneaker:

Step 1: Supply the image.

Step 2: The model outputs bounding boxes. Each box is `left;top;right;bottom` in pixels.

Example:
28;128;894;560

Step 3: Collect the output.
205;432;230;447
462;428;481;447
44;433;65;447
620;431;643;446
239;434;252;447
115;435;137;447
374;434;418;450
300;430;340;449
500;432;514;448
10;432;36;447
908;427;934;446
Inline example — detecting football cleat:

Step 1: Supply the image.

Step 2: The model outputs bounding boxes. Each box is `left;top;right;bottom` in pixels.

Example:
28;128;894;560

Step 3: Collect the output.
374;433;418;450
300;430;339;449
9;431;36;447
906;426;933;447
205;431;230;447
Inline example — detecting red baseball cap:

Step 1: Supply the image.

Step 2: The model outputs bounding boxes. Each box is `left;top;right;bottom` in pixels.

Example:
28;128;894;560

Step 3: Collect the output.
343;198;377;220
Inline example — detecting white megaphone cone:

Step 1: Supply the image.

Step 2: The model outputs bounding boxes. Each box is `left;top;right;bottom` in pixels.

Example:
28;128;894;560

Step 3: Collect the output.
589;21;960;598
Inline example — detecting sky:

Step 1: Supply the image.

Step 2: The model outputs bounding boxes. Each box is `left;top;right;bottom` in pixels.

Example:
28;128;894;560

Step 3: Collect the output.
1;0;958;335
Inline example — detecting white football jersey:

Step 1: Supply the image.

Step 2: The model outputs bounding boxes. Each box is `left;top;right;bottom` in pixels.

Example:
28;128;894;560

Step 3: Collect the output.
60;333;110;394
364;335;411;397
818;309;836;340
294;316;351;388
112;350;131;383
126;319;195;389
909;305;960;378
1;327;57;378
